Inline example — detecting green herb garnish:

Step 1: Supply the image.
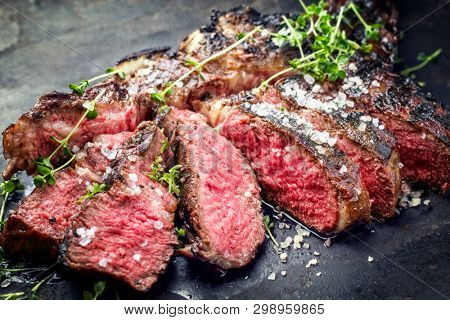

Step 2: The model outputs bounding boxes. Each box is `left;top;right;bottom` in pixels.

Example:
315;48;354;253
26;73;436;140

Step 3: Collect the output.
33;89;106;188
159;165;182;196
263;215;279;246
175;227;186;239
83;281;106;300
0;292;26;300
0;175;24;229
148;156;164;182
185;59;205;80
77;183;108;204
150;27;261;109
259;0;381;88
69;68;125;96
401;48;442;77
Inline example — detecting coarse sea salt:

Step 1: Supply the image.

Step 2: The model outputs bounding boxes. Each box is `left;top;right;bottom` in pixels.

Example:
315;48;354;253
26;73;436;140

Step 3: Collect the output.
133;253;142;262
154;220;164;229
99;258;108;268
76;226;97;247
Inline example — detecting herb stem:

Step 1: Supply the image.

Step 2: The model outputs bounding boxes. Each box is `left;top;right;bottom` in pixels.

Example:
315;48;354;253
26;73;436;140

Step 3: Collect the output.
87;69;124;85
0;191;9;224
348;3;370;29
162;26;261;96
258;67;294;89
282;15;304;59
0;292;26;300
31;272;54;294
401;48;442;76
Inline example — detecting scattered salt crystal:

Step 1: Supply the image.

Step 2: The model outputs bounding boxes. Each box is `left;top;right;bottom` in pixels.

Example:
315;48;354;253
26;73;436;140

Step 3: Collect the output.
358;122;367;132
154;220;164;229
371;80;380;87
306;259;318;268
84;142;95;149
281;271;287;277
368;256;374;262
267;272;276;281
339;165;348;175
372;118;380;127
348;63;357;71
423;199;431;205
399;162;404;169
280;252;288;263
312;84;321;93
76;226;97;247
71;145;80;153
280;237;293;249
304;74;315;85
303;243;310;250
315;272;322;277
410;198;421;207
378;125;385;130
1;279;12;288
360;115;372;122
244;191;252;198
99;258;108;268
313;251;320;256
133;253;142;262
128;173;138;182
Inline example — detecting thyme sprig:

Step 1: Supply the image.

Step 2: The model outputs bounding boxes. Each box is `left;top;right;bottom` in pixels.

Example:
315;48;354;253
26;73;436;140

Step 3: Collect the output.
401;48;442;77
0;292;26;300
160;165;182;196
150;27;262;108
83;281;106;300
0;175;23;229
259;0;381;88
77;183;108;204
69;68;125;96
263;215;279;246
33;89;106;187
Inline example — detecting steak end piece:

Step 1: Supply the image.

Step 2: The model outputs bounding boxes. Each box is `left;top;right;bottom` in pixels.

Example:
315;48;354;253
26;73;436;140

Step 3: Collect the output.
63;121;177;292
162;109;264;269
1;132;132;262
221;102;371;234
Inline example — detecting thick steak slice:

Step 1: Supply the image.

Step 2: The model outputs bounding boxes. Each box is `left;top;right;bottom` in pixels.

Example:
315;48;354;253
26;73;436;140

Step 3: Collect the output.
1;132;132;262
1;48;172;180
345;63;450;192
220;100;370;234
161;108;264;269
278;80;402;219
63;122;177;292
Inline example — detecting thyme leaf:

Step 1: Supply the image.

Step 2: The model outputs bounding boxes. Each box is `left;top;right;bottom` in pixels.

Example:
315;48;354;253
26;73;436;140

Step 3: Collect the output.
78;183;108;204
401;48;442;76
263;215;279;246
83;281;106;300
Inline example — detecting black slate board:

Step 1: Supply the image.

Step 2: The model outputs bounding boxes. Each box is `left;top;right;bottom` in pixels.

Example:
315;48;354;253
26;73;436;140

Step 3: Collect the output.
0;0;449;300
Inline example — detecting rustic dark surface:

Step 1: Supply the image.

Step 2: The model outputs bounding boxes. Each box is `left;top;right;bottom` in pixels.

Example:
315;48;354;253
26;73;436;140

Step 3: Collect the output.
0;0;449;300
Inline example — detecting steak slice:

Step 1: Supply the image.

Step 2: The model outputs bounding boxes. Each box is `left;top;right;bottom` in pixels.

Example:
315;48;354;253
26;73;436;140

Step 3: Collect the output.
1;132;132;262
278;80;402;219
220;98;370;234
63;121;177;292
1;48;172;179
160;108;264;269
345;62;449;192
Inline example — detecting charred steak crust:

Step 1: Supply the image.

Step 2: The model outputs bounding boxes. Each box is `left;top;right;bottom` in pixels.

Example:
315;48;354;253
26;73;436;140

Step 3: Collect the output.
62;121;177;292
161;109;264;269
278;79;402;219
1;132;132;262
221;100;370;234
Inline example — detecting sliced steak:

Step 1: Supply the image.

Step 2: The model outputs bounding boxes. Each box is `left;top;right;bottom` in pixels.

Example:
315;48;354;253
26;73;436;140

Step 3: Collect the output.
1;132;132;262
278;80;402;219
220;97;370;234
344;62;449;192
63;121;177;292
160;108;264;269
2;48;172;179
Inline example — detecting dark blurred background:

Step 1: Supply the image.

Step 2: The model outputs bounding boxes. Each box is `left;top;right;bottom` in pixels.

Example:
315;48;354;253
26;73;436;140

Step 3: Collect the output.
0;0;449;300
